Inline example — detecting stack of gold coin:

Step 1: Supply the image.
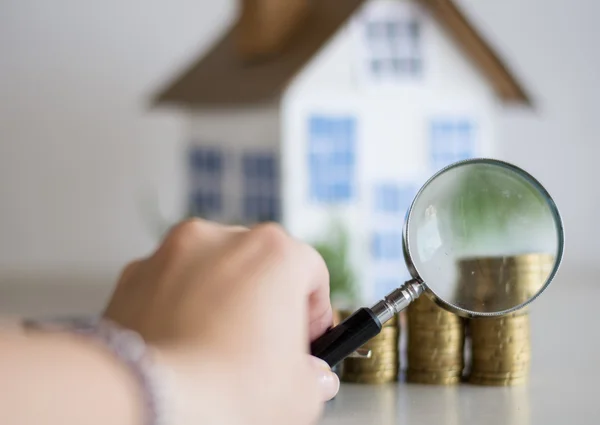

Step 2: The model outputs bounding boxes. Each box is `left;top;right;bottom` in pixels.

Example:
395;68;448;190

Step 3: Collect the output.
455;253;555;313
340;310;400;384
468;312;530;386
405;295;465;385
457;253;554;386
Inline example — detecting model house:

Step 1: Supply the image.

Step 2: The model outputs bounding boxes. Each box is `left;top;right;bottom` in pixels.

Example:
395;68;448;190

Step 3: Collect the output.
151;0;531;304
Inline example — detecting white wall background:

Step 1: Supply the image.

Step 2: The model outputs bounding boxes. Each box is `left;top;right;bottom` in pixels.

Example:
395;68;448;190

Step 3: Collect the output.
0;0;238;292
0;0;598;308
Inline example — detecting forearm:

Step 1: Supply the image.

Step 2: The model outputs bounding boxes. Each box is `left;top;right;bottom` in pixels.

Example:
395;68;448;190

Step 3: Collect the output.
0;324;143;425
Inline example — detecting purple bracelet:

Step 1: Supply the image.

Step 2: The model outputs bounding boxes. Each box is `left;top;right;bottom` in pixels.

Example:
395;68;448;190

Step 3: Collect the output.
23;316;169;425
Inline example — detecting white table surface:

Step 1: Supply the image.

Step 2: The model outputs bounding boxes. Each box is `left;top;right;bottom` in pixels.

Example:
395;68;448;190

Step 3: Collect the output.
1;270;598;424
321;273;599;424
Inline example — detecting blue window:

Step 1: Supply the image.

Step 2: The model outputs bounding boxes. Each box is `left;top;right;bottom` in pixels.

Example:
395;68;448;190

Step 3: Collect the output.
243;151;280;222
188;147;223;217
364;12;422;78
372;232;403;260
430;119;475;171
308;116;356;203
374;184;415;214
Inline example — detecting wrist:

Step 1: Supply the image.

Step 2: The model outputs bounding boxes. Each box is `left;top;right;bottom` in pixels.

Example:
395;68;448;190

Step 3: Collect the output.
153;347;224;425
2;321;144;425
22;317;172;425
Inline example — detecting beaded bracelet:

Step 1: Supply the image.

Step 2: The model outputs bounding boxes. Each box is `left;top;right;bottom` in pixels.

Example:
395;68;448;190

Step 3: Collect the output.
23;316;170;425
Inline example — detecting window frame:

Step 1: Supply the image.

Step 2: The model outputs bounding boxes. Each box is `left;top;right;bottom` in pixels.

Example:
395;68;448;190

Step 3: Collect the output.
188;146;225;218
429;118;477;172
307;115;357;204
242;150;280;223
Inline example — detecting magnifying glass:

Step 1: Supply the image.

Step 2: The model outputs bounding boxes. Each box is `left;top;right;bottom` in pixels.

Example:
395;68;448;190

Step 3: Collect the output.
311;158;564;367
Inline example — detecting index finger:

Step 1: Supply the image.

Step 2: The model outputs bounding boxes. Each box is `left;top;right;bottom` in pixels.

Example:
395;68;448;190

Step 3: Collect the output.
295;241;333;342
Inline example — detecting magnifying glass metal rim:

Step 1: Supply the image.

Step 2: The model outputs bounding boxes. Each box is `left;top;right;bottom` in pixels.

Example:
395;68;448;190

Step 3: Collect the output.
402;157;565;318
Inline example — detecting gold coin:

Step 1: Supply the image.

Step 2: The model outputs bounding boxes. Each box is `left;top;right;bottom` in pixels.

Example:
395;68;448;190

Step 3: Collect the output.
407;356;464;366
471;315;529;326
471;318;530;328
408;316;463;327
407;367;463;376
344;361;399;371
409;344;464;353
471;335;531;345
342;372;399;381
408;328;464;338
409;343;465;352
471;327;530;336
361;344;399;353
407;348;464;357
363;338;399;347
343;357;399;367
407;345;465;355
458;253;554;268
408;323;463;333
363;344;399;353
360;343;399;353
471;336;531;346
471;331;531;345
409;325;463;332
473;353;531;363
410;336;464;345
364;343;399;357
342;375;399;384
407;357;464;369
468;378;527;386
407;364;464;373
468;374;527;386
364;334;400;343
471;342;531;358
346;356;398;367
471;334;531;344
409;335;465;347
471;357;530;368
405;370;461;385
469;369;530;377
359;352;399;361
343;356;398;368
472;364;530;372
471;356;531;367
475;345;531;354
472;342;530;350
342;375;398;384
343;364;399;374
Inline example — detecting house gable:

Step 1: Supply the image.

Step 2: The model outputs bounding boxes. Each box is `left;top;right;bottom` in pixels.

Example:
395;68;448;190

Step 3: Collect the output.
151;0;531;108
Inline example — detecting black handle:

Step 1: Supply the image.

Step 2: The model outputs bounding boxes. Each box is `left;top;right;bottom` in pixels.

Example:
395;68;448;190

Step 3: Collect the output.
310;308;382;368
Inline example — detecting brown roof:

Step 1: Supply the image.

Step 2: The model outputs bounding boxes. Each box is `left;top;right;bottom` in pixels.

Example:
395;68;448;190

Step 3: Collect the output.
152;0;531;108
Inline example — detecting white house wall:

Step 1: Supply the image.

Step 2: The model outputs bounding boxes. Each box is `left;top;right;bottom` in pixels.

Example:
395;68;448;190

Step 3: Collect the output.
282;0;499;304
188;105;280;224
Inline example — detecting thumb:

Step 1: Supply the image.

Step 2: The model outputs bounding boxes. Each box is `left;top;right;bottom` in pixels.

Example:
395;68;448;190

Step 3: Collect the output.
308;355;340;401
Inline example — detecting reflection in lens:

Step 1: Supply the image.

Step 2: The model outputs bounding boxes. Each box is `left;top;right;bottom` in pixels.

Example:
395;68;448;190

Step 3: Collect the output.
406;161;561;314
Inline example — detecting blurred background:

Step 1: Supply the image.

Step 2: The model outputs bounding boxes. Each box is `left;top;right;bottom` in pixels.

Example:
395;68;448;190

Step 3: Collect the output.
0;0;597;317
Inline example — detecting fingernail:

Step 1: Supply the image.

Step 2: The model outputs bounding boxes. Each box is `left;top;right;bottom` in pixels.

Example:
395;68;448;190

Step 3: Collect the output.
310;357;340;401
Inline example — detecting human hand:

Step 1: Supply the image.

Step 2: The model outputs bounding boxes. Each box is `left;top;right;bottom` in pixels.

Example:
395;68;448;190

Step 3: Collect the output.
103;219;339;425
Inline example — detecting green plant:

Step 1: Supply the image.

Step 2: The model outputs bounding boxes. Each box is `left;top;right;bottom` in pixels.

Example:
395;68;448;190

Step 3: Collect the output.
437;163;555;256
312;221;358;307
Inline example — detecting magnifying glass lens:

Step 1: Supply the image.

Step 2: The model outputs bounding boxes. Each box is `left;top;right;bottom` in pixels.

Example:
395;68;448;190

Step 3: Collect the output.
405;161;563;315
